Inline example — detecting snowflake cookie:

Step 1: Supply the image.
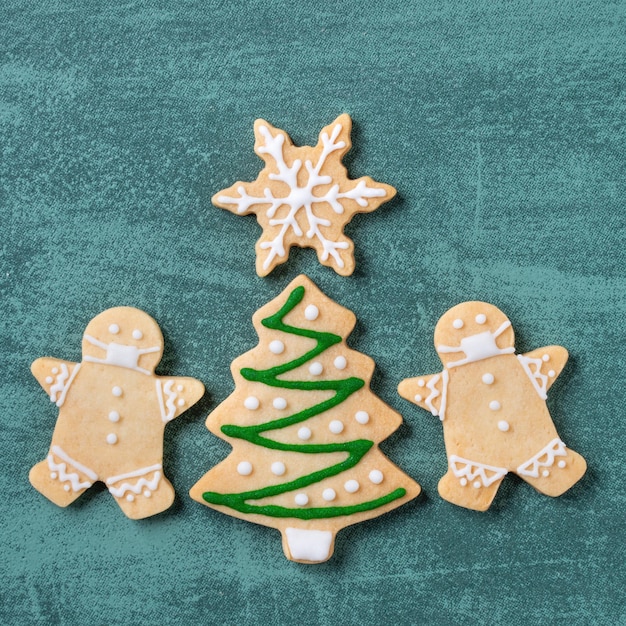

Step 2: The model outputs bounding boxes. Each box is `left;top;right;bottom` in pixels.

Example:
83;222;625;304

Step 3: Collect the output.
398;301;586;512
213;115;396;276
190;275;420;563
29;307;205;519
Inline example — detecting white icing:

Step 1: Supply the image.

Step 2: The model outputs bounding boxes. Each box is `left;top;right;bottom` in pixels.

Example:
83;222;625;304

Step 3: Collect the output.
453;318;464;329
298;427;312;440
45;376;53;384
417;379;425;387
49;363;81;407
344;479;359;493
473;480;481;488
285;528;333;562
329;420;344;434
294;493;309;506
112;386;122;397
309;362;323;375
177;398;185;407
217;121;385;271
517;439;567;478
425;370;449;421
369;470;383;484
108;324;119;334
156;379;178;422
542;470;550;477
333;356;347;369
269;340;284;354
355;411;369;424
542;354;550;362
304;304;319;321
438;321;515;368
176;384;184;392
475;314;487;324
126;494;134;502
482;373;494;384
517;355;549;400
106;433;118;445
143;490;151;498
237;461;253;476
449;455;507;488
244;396;260;410
489;400;501;411
322;488;336;501
548;370;555;377
497;420;509;432
109;410;120;422
271;462;286;476
47;445;97;491
558;460;566;468
273;397;287;410
51;367;58;374
132;329;143;340
414;394;422;402
106;464;162;498
83;334;159;375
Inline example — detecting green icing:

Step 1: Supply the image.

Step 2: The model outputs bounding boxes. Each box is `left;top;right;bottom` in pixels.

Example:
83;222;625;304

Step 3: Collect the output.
203;284;406;519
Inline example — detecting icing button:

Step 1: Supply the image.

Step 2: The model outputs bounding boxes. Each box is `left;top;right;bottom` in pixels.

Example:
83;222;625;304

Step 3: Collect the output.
497;420;510;432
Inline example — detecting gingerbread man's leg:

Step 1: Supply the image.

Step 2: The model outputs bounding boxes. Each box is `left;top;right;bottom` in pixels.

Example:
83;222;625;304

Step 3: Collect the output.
438;455;508;512
29;446;97;507
516;439;587;497
106;464;175;520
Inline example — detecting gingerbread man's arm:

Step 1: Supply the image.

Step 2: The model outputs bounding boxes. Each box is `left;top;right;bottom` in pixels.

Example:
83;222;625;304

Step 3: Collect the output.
155;376;205;422
31;357;81;407
518;346;568;398
398;371;448;420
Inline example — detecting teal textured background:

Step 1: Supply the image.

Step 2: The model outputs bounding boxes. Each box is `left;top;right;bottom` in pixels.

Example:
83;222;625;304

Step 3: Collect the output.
1;1;625;624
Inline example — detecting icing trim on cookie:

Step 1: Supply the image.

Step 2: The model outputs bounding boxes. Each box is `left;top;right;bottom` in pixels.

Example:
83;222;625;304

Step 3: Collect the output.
49;363;81;407
47;445;97;491
517;355;549;400
106;464;162;498
517;439;567;478
449;455;508;488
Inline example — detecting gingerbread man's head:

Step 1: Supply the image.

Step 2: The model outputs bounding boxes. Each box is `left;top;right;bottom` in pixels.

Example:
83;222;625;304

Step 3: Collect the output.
433;302;516;369
81;307;164;374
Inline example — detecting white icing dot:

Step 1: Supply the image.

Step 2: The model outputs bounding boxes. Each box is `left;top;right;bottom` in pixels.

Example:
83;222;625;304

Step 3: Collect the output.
417;379;425;387
482;373;494;385
309;362;323;376
271;462;286;476
489;400;501;411
50;472;57;480
45;376;53;384
542;470;550;477
106;433;118;445
112;386;122;397
452;318;464;329
109;411;120;422
269;340;285;354
542;354;550;362
132;329;143;340
126;494;134;502
64;484;70;492
244;396;259;410
295;493;309;506
473;480;481;488
177;398;185;407
177;384;184;392
344;480;360;493
497;420;510;432
143;490;151;498
369;470;384;484
558;460;566;468
334;356;347;370
329;420;344;434
322;488;336;501
548;370;555;378
460;478;468;486
108;324;119;334
355;411;370;424
237;461;252;476
475;314;487;324
298;427;312;440
304;304;319;320
51;367;58;374
414;394;422;402
273;397;287;410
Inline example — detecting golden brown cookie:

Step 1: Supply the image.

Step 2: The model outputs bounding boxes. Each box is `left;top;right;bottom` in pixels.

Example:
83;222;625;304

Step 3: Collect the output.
29;306;204;519
398;301;586;512
190;275;420;563
213;115;396;276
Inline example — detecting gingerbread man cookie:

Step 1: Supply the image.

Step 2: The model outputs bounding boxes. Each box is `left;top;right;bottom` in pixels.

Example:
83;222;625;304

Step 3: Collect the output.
190;275;420;563
213;114;396;277
29;307;204;519
399;302;586;511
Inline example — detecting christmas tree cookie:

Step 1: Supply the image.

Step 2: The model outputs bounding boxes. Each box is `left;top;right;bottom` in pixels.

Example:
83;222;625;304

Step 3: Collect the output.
212;114;396;277
398;301;586;512
29;307;204;519
190;276;420;563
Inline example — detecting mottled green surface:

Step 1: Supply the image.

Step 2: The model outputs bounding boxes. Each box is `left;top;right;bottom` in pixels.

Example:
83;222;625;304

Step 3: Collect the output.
1;1;625;624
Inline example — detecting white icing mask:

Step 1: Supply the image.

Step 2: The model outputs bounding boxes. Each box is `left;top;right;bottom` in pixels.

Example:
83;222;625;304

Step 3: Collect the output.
438;320;515;367
83;334;160;374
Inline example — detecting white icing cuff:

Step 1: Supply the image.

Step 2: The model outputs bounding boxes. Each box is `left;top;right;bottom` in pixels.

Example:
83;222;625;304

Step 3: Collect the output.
285;528;333;562
106;464;162;498
47;445;97;492
449;455;507;488
517;439;566;477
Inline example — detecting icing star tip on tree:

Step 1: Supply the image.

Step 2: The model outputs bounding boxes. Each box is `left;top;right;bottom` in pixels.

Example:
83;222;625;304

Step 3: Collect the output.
212;115;397;277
